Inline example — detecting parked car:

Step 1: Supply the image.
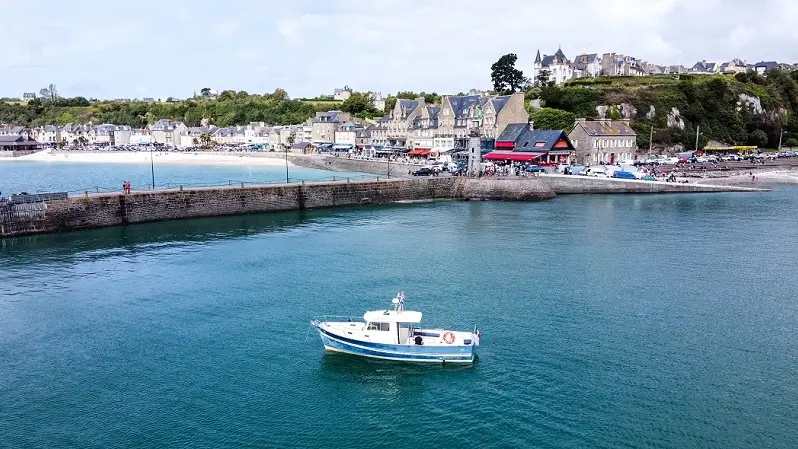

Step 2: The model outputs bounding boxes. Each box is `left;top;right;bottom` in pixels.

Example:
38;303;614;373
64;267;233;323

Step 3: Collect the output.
612;171;638;180
525;165;546;173
412;167;434;176
664;157;679;165
642;175;657;181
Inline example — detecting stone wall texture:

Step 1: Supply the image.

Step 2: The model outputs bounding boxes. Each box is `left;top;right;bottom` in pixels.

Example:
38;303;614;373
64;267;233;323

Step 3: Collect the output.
539;174;762;194
0;178;456;238
0;175;761;238
289;155;416;177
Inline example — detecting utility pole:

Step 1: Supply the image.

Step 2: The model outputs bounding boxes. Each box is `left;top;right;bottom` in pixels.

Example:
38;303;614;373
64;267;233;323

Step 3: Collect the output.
778;127;784;151
648;125;653;155
284;145;289;183
150;145;155;189
694;125;700;152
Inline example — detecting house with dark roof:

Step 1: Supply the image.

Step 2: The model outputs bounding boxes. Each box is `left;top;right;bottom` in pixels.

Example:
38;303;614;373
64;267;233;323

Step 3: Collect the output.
567;119;638;165
291;141;313;154
407;106;440;156
434;92;527;152
753;61;779;74
387;98;424;148
312;110;351;144
334;121;366;148
572;54;602;78
483;123;575;165
532;48;573;85
0;135;41;152
690;60;718;74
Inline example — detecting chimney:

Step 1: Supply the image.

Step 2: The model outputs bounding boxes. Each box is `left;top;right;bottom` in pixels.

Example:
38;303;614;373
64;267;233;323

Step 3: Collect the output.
527;119;534;131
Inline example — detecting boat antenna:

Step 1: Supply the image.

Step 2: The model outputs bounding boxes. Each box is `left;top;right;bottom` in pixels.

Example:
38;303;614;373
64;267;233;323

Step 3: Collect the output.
394;290;405;312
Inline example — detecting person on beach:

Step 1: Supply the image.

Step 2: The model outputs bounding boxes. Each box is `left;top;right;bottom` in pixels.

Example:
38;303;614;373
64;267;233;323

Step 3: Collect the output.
126;181;132;193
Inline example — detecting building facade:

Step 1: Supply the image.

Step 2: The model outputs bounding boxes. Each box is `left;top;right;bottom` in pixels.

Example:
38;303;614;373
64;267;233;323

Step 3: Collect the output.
568;119;638;165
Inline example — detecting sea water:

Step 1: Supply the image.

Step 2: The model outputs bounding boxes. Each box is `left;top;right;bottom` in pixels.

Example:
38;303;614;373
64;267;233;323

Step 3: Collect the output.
1;180;797;447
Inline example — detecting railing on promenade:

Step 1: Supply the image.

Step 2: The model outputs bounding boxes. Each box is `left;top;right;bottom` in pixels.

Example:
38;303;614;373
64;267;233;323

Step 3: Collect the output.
17;174;406;198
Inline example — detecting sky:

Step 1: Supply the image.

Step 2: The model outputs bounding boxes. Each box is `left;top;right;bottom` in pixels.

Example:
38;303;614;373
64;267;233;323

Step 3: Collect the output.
3;0;798;100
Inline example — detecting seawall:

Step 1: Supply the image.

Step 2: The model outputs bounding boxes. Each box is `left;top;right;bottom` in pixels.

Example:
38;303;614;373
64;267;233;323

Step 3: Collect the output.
289;154;416;177
539;174;767;194
0;176;764;238
0;178;455;238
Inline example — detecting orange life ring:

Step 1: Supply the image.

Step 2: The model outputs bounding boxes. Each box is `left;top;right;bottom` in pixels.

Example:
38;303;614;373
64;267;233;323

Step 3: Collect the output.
442;332;455;344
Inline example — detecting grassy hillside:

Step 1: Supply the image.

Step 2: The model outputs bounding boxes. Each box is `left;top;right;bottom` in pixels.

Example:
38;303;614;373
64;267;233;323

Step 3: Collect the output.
536;72;798;149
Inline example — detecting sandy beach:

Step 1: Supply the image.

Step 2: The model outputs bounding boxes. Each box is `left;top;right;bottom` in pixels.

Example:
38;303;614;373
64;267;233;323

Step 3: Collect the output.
692;170;798;185
5;150;288;166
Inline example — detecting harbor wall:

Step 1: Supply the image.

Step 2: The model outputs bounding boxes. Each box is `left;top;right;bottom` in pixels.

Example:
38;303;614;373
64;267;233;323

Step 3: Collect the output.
289;154;416;177
0;176;763;238
538;174;763;194
0;178;456;237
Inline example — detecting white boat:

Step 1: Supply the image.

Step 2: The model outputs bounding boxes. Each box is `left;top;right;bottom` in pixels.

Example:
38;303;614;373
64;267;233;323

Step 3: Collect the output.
311;291;481;363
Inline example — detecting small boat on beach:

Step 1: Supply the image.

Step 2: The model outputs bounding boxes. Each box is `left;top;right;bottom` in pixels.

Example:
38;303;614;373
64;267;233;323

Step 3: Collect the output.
310;291;481;363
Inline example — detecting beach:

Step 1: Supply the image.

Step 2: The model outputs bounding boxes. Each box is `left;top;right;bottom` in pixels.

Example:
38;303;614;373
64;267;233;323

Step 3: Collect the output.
5;150;287;166
692;169;798;185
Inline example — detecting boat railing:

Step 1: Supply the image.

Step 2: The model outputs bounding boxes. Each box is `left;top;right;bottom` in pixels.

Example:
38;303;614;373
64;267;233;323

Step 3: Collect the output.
313;315;360;323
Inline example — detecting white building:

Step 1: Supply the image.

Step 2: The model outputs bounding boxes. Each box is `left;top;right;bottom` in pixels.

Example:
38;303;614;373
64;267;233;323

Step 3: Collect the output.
333;86;352;101
532;48;573;86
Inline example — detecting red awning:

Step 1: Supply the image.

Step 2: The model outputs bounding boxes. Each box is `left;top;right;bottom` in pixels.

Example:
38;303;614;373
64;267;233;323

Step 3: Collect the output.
408;149;430;156
483;152;542;161
495;141;515;149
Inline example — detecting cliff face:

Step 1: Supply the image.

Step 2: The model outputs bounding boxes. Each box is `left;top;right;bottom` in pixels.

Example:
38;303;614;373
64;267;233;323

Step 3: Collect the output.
543;72;798;150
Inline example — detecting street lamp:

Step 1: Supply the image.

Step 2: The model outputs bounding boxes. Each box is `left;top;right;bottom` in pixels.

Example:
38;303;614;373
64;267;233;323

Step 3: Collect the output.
150;143;155;189
284;143;290;183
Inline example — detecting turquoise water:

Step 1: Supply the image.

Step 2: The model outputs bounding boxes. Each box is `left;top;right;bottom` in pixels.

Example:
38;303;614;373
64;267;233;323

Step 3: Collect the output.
2;185;798;447
0;160;373;195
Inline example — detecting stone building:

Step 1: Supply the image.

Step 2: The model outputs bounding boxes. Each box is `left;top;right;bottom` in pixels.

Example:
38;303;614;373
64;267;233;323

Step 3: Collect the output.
311;110;350;144
567;119;637;165
387;98;425;148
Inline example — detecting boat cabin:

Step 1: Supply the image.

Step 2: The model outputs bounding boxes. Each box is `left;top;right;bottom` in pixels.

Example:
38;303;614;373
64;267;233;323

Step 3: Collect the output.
362;309;423;345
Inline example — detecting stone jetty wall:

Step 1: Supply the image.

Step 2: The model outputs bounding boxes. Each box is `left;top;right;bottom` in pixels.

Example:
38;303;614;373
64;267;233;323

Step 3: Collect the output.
289;155;416;177
0;176;763;238
538;174;764;194
0;178;457;237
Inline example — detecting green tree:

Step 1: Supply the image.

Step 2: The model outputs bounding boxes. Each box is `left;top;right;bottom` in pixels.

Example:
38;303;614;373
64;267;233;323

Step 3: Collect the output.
340;92;373;115
491;53;525;94
529;108;576;130
748;129;769;147
39;84;58;101
423;92;441;105
384;96;397;113
785;137;798;147
269;88;288;101
396;91;419;100
200;88;212;97
536;69;552;87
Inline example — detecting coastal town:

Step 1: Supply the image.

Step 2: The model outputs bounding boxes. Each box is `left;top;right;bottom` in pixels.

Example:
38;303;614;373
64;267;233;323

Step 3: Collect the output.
2;48;798;182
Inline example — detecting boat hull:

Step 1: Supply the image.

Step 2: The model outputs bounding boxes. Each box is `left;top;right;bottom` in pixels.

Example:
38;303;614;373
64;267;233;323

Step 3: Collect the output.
316;326;475;363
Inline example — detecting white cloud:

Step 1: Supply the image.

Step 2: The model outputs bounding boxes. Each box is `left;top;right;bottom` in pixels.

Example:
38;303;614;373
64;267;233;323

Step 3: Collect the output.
2;0;798;99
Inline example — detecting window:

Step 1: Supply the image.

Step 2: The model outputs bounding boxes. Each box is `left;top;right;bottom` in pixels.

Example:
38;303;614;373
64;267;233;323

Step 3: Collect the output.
367;322;390;331
594;140;598;149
